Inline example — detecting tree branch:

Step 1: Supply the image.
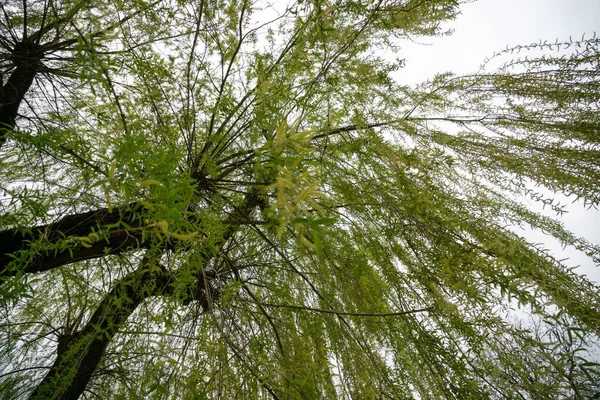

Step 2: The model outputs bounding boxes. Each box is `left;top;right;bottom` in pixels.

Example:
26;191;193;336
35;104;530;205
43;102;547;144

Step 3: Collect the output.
253;302;434;317
28;255;173;400
0;203;149;278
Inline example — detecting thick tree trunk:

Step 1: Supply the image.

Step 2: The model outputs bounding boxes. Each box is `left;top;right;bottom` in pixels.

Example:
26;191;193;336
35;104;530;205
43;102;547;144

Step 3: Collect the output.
27;257;223;399
0;192;259;278
0;2;155;149
0;203;151;278
0;41;41;148
24;190;262;398
28;259;173;400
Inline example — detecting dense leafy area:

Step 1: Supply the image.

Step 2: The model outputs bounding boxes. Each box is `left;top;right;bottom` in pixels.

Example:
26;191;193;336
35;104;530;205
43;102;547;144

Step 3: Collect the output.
1;0;599;398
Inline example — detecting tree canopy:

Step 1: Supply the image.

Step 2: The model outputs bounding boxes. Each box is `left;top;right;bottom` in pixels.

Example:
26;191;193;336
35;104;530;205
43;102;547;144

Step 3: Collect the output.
1;0;599;398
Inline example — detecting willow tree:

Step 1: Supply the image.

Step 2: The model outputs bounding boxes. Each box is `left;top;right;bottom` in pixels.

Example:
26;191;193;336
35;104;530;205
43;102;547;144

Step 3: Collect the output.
1;0;599;398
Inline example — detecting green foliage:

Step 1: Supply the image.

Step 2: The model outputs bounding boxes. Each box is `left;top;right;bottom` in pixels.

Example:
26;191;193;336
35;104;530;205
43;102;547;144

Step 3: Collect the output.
1;1;599;399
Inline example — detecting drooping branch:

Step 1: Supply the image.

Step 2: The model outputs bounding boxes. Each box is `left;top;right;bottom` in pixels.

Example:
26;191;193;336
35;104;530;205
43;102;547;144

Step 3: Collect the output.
254;302;434;317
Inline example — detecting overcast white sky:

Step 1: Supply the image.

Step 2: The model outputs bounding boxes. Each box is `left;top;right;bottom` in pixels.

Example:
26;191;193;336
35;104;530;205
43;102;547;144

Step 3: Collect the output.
397;0;600;282
397;0;600;82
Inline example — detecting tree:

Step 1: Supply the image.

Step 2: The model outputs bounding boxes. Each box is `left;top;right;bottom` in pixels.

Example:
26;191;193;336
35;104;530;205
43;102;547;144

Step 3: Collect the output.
1;0;599;398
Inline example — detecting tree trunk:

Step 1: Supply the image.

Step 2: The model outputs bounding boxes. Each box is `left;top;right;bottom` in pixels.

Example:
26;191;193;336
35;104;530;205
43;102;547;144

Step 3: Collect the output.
0;41;41;148
28;258;172;400
25;190;264;398
0;203;151;278
20;188;264;398
0;192;259;278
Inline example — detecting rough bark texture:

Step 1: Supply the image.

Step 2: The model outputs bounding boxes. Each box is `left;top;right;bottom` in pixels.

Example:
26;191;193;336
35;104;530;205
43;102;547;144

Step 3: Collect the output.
28;260;173;400
0;203;150;278
0;40;42;147
25;191;263;398
27;260;224;399
0;192;260;278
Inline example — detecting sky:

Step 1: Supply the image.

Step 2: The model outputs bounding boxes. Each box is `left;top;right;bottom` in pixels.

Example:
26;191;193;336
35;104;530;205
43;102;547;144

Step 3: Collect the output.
396;0;600;282
397;0;600;82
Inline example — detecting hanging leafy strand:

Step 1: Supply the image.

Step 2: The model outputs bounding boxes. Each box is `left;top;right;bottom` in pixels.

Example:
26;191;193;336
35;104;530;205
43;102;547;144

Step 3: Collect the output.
1;1;599;399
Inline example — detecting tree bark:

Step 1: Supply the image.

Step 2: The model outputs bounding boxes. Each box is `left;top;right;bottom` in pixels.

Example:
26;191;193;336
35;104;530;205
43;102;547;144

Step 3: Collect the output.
26;190;264;398
0;40;41;148
28;258;173;400
0;193;260;278
0;203;150;278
